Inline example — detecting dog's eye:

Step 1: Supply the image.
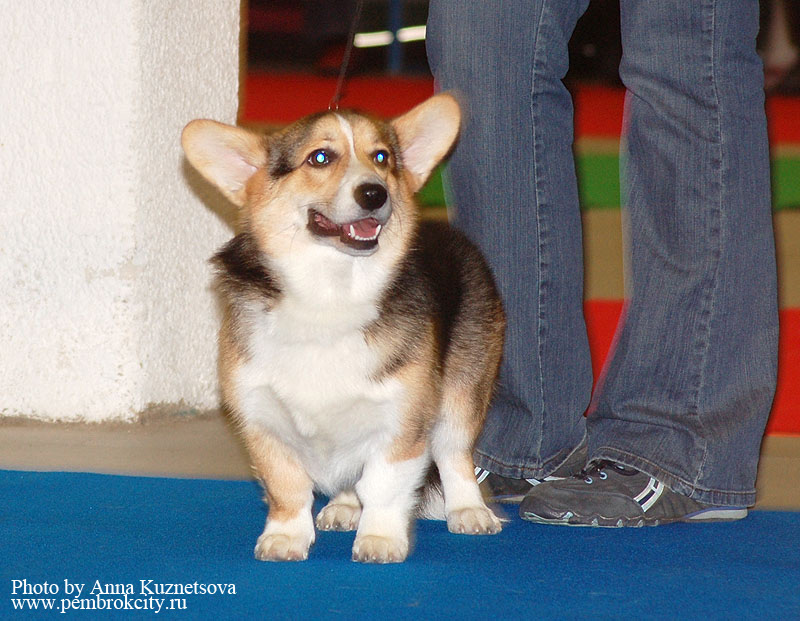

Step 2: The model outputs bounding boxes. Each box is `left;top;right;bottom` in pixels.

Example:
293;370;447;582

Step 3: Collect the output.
373;150;390;167
308;149;332;167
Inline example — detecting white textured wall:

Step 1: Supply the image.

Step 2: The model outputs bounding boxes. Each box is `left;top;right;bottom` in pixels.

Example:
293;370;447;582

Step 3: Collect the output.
0;0;240;421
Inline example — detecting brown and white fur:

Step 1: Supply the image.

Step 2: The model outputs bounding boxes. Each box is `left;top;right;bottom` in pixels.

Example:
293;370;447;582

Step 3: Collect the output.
181;94;505;564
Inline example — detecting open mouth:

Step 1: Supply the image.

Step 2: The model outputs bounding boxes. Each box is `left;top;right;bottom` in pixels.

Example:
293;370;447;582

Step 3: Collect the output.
307;210;384;253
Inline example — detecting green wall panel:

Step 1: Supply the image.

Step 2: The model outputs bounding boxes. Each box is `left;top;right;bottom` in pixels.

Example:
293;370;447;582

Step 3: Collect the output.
420;156;799;210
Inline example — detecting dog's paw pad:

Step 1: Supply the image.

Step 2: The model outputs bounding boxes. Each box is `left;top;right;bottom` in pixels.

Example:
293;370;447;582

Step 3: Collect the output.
447;506;503;535
351;535;408;564
254;533;311;562
316;503;361;531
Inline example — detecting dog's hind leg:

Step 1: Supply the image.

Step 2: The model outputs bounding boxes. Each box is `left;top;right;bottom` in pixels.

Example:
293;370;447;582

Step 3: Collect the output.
431;388;503;535
316;489;362;532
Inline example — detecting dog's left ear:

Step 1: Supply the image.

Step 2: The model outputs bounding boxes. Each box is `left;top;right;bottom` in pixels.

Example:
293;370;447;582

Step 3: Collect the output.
391;93;461;193
181;120;266;207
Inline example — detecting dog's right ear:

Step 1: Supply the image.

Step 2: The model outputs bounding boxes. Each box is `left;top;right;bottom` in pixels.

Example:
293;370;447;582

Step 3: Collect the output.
181;120;266;207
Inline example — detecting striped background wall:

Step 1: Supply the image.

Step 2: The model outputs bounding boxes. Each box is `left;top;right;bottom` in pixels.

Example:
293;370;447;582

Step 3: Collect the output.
240;73;799;435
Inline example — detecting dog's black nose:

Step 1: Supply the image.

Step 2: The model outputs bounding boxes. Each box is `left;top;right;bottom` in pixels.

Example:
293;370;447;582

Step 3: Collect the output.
354;183;388;211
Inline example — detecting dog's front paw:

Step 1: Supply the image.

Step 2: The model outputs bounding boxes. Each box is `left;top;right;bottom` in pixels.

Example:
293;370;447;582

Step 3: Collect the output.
254;532;313;562
351;534;408;564
447;506;503;535
316;501;361;531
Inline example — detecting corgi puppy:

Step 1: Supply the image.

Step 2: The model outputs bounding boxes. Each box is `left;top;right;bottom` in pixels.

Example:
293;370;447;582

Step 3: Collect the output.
181;94;505;563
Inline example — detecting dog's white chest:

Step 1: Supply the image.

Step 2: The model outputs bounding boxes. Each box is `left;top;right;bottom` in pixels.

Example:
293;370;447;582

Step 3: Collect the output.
234;304;403;490
252;322;380;422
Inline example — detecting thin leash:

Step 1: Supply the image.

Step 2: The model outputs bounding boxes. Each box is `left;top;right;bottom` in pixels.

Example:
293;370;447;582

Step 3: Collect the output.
329;0;365;110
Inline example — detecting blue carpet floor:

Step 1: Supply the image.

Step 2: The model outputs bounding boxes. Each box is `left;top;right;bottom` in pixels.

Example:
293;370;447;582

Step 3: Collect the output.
2;470;798;619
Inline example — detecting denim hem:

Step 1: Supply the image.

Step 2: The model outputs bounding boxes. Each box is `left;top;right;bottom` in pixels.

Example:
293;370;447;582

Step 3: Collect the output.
592;446;757;507
473;433;587;480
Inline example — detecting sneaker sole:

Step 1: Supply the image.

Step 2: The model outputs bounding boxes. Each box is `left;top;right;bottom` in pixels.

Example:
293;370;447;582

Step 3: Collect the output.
521;507;748;528
681;506;748;522
521;512;651;528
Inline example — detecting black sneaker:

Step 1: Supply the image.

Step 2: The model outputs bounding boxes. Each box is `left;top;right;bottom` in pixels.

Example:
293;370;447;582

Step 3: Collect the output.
519;460;748;527
475;443;587;504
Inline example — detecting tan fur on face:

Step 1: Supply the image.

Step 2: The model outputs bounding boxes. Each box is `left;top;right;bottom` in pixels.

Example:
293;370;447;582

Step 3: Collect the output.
243;113;416;271
182;95;460;275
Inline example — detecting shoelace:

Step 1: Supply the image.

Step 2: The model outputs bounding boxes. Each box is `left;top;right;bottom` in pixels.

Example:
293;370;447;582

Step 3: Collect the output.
576;460;666;511
576;460;638;484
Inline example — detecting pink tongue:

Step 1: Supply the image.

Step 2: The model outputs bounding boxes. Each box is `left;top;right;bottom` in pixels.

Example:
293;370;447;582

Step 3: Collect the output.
349;218;380;238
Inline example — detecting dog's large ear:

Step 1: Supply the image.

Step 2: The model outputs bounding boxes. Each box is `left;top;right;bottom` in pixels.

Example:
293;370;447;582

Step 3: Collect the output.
181;120;266;207
391;93;461;193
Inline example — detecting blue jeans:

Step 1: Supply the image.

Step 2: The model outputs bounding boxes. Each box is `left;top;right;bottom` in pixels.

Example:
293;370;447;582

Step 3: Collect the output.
427;0;778;507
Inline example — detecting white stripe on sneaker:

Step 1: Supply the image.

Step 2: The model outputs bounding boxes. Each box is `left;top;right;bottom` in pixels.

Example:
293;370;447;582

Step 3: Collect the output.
474;467;490;484
634;477;665;512
525;475;562;487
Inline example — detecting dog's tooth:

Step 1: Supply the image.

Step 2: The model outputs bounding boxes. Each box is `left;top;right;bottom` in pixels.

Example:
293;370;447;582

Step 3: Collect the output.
349;224;356;239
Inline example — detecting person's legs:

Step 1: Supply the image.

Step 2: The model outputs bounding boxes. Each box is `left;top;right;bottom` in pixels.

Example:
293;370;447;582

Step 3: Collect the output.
588;0;778;507
427;0;591;480
522;0;778;523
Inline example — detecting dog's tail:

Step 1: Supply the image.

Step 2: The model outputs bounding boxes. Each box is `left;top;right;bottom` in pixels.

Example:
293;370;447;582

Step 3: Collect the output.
415;466;446;520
